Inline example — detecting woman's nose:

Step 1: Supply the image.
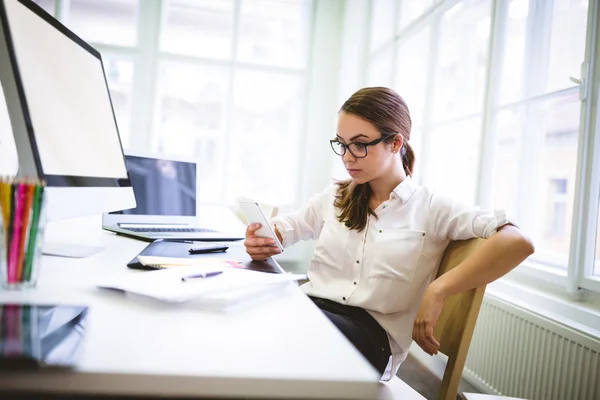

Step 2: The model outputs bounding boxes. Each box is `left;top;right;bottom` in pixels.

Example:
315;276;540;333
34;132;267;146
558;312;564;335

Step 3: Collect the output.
342;149;356;163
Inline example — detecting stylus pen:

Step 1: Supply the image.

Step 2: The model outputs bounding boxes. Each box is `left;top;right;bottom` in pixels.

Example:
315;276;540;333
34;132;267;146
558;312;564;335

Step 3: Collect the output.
181;271;223;282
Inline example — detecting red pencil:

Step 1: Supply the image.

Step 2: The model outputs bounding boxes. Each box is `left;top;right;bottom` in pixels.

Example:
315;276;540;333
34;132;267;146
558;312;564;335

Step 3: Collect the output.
16;182;36;282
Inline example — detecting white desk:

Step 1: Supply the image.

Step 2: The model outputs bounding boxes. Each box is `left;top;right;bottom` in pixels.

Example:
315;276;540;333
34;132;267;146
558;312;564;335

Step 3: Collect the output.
0;214;382;399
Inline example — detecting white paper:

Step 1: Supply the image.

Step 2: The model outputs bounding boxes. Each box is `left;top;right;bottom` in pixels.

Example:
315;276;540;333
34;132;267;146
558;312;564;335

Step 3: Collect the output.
97;266;306;304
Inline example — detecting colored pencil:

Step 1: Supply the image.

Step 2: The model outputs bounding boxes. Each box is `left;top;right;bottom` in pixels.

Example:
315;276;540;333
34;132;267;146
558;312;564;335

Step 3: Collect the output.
23;183;44;282
16;182;36;281
7;183;26;283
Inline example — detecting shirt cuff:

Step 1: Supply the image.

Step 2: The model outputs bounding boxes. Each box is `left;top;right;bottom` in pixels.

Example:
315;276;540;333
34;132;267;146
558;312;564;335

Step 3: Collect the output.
270;217;293;248
482;209;518;238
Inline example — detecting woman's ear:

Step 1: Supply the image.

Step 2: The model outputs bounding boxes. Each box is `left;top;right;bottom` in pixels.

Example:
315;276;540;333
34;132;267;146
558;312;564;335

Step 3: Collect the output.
392;135;404;154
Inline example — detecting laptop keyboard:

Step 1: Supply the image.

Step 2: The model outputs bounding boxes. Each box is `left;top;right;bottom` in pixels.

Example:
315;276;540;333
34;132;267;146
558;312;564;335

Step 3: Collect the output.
125;227;217;233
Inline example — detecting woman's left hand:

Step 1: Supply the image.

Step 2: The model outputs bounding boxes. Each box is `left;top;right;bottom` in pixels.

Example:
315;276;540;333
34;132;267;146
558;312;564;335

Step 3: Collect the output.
412;285;444;355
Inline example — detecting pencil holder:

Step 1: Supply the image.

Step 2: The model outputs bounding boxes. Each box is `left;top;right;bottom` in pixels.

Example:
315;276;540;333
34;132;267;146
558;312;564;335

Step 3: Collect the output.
0;180;46;290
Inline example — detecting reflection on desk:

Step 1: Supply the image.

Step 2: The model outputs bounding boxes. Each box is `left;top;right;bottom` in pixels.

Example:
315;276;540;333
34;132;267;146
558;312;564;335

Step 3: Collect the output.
0;304;88;369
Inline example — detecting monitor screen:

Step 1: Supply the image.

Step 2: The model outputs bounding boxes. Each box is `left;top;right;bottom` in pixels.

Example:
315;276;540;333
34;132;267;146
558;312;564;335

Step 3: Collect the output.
3;0;128;180
114;155;197;217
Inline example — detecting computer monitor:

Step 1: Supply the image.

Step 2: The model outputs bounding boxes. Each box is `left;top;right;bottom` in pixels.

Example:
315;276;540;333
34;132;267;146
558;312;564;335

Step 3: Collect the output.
0;0;136;256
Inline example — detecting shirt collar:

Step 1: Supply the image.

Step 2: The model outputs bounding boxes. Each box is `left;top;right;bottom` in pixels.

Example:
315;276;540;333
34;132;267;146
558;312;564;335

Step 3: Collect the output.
391;176;417;203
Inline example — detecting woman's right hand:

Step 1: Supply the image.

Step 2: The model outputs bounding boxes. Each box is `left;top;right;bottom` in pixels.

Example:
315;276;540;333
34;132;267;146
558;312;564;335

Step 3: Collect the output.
244;223;282;261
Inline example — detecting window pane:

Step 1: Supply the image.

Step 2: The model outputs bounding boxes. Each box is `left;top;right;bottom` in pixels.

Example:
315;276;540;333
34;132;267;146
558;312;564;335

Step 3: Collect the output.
398;0;433;31
161;0;233;60
432;0;491;123
394;26;430;127
32;0;55;16
492;108;521;219
426;117;482;205
154;63;229;203
546;0;588;93
237;0;310;68
494;93;580;267
367;49;393;87
596;200;600;276
228;70;304;205
103;56;134;149
370;0;396;53
498;0;529;105
65;0;138;47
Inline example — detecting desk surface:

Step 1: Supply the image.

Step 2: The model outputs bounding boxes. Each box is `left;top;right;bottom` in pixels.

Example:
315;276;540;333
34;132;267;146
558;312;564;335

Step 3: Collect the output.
0;213;381;399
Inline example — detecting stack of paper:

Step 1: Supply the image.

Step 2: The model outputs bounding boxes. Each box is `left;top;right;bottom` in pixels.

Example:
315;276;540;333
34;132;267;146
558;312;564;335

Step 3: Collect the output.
97;265;306;306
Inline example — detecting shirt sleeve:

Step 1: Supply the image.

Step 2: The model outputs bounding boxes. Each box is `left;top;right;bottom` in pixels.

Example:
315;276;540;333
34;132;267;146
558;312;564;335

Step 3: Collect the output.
269;185;335;248
428;193;517;241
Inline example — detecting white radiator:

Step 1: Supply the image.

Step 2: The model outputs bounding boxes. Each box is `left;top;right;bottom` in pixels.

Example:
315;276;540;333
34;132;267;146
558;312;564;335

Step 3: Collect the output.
463;296;600;400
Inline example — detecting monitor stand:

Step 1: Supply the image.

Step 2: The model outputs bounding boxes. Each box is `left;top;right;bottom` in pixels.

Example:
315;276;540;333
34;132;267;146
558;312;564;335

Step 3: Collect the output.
42;242;105;258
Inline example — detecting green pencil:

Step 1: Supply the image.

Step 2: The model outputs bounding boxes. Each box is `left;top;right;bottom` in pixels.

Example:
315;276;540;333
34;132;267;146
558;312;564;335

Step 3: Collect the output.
23;184;43;282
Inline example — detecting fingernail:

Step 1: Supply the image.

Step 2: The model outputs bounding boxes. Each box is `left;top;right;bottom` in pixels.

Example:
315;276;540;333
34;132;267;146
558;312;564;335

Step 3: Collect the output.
270;239;275;244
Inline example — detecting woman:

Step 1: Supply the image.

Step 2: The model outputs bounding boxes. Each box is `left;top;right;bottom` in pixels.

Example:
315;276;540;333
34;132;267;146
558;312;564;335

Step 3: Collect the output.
244;87;534;380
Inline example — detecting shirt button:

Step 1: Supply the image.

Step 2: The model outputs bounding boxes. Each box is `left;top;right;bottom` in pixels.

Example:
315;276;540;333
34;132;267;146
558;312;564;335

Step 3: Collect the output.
379;229;382;233
356;260;359;264
342;297;346;301
353;281;357;285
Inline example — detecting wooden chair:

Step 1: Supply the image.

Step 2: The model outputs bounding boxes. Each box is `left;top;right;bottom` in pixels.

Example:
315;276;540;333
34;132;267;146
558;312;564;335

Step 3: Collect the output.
380;238;487;400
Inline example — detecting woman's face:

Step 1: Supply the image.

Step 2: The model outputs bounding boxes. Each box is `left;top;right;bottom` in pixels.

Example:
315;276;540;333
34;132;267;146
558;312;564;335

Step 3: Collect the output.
335;111;399;184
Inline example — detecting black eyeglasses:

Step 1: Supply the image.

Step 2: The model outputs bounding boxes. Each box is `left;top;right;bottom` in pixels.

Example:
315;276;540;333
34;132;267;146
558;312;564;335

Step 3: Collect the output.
330;134;393;158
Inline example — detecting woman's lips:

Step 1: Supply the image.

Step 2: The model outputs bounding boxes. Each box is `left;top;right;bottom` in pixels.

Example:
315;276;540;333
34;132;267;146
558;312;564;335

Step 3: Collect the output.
347;169;361;176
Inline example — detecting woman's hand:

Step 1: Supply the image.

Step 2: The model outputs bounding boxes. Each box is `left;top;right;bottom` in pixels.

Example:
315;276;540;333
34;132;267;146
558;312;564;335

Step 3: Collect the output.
412;284;444;355
244;223;282;261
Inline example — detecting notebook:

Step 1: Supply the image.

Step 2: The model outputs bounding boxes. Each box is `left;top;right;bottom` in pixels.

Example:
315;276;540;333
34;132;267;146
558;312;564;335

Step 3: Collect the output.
126;239;283;274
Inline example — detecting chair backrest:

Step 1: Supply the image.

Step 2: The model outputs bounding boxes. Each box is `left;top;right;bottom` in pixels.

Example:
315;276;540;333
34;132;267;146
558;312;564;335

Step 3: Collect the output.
433;238;487;400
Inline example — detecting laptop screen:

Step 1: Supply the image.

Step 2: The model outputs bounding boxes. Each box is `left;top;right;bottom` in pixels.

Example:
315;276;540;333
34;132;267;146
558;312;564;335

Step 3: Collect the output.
112;155;196;216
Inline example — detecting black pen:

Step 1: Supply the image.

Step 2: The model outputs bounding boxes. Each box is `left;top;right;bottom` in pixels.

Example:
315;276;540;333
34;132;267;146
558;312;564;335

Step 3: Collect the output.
181;271;223;282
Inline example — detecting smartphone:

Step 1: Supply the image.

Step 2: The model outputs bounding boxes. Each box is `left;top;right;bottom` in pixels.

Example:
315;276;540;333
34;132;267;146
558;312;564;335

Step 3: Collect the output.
238;200;284;252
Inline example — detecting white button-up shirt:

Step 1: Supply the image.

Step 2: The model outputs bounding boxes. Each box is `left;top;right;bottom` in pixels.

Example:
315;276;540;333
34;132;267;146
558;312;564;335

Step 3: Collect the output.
271;177;512;380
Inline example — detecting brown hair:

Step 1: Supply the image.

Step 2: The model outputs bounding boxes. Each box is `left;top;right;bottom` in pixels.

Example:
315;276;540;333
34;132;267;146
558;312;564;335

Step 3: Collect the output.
334;87;414;231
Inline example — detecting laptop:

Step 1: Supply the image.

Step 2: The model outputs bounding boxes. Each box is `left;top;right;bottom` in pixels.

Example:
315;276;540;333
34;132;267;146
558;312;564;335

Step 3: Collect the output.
102;153;245;242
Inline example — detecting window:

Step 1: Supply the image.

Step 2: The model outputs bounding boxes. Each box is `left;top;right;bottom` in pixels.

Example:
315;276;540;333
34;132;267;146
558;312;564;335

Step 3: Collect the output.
37;0;312;207
365;0;598;293
427;117;482;205
431;0;491;123
154;62;229;203
227;70;304;204
160;0;234;59
546;179;568;238
65;0;139;47
103;56;134;148
237;0;310;68
367;49;394;87
494;93;581;267
397;0;433;31
370;0;397;53
394;26;431;128
596;201;600;276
